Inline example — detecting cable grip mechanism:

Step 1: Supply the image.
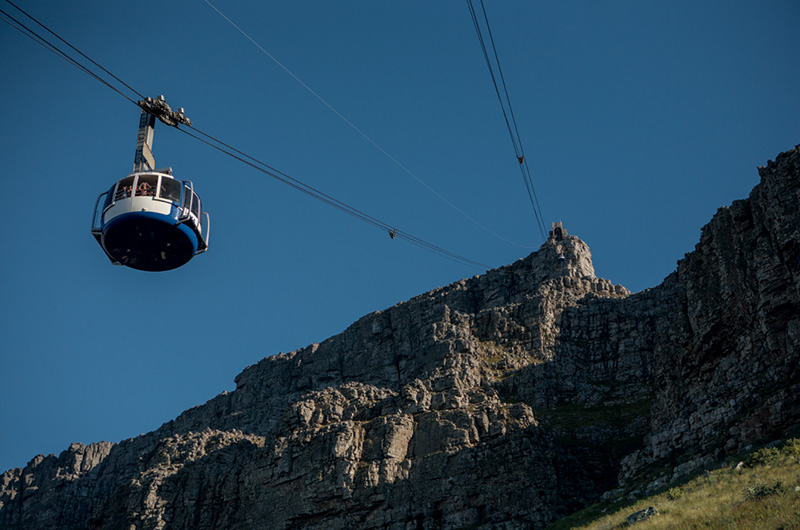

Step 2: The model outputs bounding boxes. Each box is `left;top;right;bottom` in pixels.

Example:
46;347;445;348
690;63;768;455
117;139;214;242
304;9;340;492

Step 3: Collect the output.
137;95;191;128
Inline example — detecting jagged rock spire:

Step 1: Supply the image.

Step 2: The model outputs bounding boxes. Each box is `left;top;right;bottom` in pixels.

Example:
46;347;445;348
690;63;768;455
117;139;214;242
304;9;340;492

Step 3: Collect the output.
527;222;596;280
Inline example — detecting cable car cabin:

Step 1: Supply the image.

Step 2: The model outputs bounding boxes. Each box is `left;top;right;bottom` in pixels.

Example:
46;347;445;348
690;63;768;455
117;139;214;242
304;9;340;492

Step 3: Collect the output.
91;171;209;271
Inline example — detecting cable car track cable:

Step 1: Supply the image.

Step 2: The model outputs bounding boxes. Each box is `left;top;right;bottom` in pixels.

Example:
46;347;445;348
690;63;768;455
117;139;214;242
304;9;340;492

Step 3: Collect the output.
203;0;533;251
0;6;138;106
466;0;547;240
4;0;146;102
467;0;544;234
2;1;488;269
179;124;490;268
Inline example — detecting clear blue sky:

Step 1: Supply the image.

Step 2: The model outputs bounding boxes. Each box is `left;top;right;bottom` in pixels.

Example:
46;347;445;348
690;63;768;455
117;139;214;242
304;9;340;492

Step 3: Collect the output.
1;0;798;473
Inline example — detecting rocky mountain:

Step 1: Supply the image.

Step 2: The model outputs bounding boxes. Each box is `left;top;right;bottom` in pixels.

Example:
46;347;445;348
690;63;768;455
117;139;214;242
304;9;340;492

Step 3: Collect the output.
1;145;798;529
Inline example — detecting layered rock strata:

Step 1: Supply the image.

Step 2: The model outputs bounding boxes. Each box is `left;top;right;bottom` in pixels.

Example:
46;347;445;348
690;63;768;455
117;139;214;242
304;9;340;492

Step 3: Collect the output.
1;146;798;529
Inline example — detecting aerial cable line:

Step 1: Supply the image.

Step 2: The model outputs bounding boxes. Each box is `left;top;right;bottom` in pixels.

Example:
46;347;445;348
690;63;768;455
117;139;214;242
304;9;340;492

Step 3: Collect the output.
3;0;145;102
0;6;138;106
179;124;489;268
467;0;545;236
2;1;488;269
466;0;547;240
467;0;545;238
203;0;533;251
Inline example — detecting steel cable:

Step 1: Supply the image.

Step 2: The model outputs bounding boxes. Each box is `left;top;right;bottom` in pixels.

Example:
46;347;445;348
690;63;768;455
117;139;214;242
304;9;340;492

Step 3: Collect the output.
203;0;533;250
467;0;547;240
5;0;146;102
0;7;139;106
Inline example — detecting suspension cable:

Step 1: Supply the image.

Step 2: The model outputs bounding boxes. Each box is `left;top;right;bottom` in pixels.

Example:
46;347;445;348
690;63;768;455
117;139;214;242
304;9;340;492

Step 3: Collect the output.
2;0;489;270
203;0;533;250
0;6;139;106
180;124;489;268
4;0;146;102
466;0;547;240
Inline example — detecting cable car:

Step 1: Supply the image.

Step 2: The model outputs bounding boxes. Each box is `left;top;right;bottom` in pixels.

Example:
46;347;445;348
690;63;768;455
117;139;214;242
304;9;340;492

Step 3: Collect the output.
91;96;209;271
91;170;208;271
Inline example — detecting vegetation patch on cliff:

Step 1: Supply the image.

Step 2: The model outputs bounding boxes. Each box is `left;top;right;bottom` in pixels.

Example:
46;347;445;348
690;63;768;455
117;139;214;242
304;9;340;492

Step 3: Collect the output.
545;437;800;529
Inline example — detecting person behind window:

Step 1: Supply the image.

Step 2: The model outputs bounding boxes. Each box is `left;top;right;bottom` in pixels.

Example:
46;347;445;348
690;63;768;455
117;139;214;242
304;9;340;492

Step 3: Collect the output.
138;181;153;196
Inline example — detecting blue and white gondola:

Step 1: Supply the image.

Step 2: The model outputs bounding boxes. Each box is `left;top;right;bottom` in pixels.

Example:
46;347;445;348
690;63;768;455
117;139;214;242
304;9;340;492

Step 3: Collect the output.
91;170;209;271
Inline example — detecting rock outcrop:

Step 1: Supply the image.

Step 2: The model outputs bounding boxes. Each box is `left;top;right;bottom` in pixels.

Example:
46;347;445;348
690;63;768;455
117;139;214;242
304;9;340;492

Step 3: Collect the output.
1;146;798;529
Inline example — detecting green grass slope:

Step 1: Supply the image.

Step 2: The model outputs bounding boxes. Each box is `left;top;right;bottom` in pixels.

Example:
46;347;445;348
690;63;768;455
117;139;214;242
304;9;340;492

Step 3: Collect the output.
546;438;800;529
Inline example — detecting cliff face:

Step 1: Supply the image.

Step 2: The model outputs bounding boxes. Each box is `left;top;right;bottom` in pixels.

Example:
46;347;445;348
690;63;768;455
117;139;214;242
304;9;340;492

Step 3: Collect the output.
1;146;798;529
